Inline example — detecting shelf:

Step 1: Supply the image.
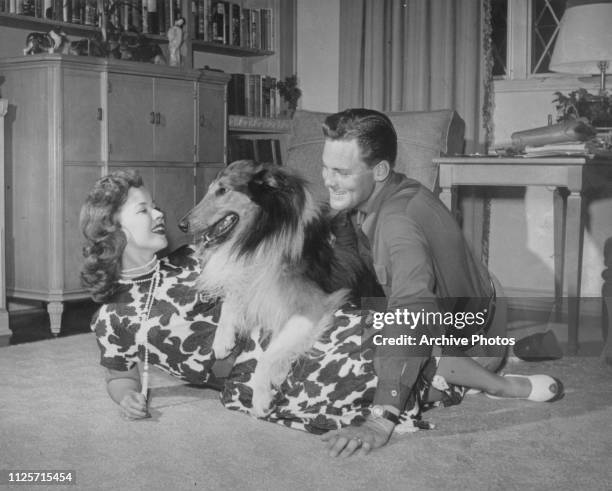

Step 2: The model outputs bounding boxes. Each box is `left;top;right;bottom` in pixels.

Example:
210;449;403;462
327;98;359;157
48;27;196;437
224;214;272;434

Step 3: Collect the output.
0;12;100;37
191;40;274;58
0;13;170;45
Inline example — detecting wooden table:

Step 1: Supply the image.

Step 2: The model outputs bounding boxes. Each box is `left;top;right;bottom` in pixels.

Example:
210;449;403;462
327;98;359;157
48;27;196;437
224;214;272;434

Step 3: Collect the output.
434;155;612;355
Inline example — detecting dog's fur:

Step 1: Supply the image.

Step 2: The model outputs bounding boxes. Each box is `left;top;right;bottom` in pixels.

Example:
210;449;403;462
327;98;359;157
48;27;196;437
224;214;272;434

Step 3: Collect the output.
179;160;361;416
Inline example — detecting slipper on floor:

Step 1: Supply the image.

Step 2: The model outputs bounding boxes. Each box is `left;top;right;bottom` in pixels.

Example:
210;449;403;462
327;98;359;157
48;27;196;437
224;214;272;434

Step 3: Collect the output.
486;374;564;402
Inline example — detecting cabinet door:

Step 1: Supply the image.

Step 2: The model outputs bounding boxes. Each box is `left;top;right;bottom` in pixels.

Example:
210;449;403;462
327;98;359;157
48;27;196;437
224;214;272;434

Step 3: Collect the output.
63;68;103;163
154;79;196;163
107;73;155;162
197;83;226;163
196;163;224;202
152;166;195;250
63;165;103;291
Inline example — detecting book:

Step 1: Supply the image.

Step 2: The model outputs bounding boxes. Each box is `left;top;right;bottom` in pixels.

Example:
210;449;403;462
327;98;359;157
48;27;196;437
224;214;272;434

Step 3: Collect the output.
228;73;246;115
212;1;226;43
230;2;240;46
22;0;34;15
250;8;259;49
240;7;250;47
522;141;594;157
157;0;166;34
70;0;80;23
131;0;141;31
147;0;158;35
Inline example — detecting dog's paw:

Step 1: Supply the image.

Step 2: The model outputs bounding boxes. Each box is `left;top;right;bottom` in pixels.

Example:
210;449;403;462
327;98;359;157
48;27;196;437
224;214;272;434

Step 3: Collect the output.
212;331;235;359
250;389;274;418
249;368;274;417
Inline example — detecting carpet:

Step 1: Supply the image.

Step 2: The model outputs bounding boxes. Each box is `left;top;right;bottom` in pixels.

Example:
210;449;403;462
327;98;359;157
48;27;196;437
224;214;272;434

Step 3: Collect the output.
1;334;611;491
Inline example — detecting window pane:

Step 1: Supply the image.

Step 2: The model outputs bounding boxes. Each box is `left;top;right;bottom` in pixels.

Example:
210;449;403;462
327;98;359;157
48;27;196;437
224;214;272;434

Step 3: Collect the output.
491;0;508;77
531;0;566;73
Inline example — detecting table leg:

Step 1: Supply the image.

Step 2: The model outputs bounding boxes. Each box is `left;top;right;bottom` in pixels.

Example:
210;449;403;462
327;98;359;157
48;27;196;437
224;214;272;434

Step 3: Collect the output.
440;186;452;211
460;189;486;263
564;190;584;355
553;189;567;322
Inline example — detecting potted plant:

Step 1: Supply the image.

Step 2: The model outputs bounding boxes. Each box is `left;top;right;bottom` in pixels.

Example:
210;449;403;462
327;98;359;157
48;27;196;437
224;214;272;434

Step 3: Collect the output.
553;88;612;127
276;75;302;118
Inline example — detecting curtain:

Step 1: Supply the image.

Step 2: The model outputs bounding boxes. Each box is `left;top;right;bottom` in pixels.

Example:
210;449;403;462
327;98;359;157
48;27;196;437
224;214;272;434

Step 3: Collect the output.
338;0;494;154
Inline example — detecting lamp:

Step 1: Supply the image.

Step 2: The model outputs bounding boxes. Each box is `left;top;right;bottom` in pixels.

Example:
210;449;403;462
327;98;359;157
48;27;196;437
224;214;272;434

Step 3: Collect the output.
550;0;612;94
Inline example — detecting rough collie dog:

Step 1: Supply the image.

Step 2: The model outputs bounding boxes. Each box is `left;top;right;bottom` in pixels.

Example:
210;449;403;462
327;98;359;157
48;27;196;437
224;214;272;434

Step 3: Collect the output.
179;160;357;417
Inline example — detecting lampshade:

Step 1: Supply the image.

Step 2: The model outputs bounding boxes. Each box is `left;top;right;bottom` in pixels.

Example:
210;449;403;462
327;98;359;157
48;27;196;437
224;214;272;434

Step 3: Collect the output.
549;0;612;75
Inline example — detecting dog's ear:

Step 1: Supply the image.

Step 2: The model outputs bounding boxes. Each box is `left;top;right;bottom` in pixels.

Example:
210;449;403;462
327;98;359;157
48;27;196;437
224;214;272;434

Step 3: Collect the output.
248;167;280;195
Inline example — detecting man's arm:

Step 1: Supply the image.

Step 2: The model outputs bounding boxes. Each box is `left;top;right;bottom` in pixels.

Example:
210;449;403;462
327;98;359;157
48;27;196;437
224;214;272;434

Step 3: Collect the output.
370;210;441;412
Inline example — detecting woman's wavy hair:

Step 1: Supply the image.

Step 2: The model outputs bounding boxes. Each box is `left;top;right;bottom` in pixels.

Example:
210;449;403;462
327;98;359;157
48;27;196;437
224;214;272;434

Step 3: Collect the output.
80;170;144;303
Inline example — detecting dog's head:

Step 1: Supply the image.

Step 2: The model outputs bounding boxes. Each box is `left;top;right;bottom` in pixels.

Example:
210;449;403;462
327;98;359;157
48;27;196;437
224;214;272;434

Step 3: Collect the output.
179;160;317;257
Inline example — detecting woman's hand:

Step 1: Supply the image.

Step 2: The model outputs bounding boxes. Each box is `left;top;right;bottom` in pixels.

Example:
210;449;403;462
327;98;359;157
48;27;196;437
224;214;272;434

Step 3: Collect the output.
320;417;394;458
119;391;150;420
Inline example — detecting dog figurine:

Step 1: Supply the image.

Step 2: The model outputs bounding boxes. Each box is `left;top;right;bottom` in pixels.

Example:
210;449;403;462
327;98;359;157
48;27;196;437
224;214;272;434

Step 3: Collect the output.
23;28;70;56
179;160;361;417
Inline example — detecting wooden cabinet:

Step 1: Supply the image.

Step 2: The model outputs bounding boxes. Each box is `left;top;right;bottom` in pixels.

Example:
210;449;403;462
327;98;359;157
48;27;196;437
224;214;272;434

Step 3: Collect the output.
107;74;196;163
0;54;228;334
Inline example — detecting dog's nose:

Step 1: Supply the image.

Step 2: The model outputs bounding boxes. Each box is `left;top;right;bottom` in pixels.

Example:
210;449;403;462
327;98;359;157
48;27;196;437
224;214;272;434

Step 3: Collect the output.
178;217;189;233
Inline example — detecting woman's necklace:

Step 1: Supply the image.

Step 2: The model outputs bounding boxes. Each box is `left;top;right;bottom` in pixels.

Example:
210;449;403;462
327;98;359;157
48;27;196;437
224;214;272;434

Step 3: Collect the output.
119;260;161;398
120;256;158;280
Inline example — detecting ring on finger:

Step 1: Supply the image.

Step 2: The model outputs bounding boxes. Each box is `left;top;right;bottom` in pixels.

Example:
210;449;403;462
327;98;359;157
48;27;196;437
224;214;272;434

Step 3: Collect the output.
353;437;363;446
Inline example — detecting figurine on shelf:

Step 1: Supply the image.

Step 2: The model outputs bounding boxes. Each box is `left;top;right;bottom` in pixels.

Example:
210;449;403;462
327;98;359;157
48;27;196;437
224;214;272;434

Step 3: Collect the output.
167;17;186;67
23;28;70;56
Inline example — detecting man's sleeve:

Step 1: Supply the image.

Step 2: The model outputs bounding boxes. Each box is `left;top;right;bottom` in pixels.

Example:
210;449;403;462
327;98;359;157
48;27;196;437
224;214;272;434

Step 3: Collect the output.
372;211;442;410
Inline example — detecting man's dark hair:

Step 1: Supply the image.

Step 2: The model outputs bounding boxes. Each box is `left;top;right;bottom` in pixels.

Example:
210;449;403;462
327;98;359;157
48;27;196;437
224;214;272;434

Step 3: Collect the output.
322;108;397;168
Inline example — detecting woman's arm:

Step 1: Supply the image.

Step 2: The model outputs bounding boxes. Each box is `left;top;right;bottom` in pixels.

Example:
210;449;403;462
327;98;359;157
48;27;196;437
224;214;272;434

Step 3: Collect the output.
105;367;149;419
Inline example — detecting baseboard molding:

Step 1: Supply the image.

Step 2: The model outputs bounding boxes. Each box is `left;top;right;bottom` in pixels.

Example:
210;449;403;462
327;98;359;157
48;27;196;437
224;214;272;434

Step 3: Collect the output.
503;286;602;319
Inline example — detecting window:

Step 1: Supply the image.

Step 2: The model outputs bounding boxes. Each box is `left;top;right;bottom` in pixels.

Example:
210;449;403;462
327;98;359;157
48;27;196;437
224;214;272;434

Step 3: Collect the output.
531;0;566;73
491;0;567;79
491;0;508;77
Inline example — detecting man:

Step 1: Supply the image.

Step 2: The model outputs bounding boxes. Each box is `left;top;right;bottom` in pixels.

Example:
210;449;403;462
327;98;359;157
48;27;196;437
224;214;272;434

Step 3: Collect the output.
319;109;562;457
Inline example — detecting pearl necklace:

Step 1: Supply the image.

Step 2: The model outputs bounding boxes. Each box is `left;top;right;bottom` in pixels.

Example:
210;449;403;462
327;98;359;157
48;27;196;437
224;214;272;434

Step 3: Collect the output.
120;260;161;398
120;256;158;280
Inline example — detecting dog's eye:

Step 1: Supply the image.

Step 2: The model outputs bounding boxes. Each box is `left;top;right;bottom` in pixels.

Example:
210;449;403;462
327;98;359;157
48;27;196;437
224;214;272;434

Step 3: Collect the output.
216;187;227;196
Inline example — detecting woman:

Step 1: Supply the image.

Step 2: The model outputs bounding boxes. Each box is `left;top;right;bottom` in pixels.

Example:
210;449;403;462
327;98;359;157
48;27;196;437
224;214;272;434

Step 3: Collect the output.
81;170;563;458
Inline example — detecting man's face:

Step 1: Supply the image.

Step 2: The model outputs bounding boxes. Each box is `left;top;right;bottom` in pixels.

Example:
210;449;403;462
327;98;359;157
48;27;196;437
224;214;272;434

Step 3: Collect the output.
322;139;375;211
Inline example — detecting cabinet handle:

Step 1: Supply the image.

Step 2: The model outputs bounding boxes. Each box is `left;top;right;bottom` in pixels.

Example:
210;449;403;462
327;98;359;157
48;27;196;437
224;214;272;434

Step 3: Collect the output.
97;107;103;121
150;111;156;124
155;112;161;125
199;114;205;127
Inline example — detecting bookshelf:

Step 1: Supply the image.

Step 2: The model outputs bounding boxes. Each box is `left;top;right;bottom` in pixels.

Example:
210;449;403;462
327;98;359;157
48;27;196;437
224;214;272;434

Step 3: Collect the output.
0;0;279;64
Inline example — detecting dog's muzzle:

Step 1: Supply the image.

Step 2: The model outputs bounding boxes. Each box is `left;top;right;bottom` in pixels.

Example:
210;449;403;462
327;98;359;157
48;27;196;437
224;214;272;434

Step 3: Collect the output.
183;213;239;248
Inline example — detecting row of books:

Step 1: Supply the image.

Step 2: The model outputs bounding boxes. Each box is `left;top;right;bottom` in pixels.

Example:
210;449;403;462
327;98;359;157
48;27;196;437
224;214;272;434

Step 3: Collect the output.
228;73;278;118
193;0;273;51
1;0;182;36
1;0;97;25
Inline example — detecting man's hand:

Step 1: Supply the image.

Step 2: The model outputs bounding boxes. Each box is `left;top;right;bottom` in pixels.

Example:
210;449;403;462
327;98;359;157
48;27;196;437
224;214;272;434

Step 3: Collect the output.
320;417;395;458
119;391;150;420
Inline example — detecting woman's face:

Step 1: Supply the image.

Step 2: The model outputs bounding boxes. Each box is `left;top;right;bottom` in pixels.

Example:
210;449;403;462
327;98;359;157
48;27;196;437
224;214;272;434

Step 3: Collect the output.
117;186;168;258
